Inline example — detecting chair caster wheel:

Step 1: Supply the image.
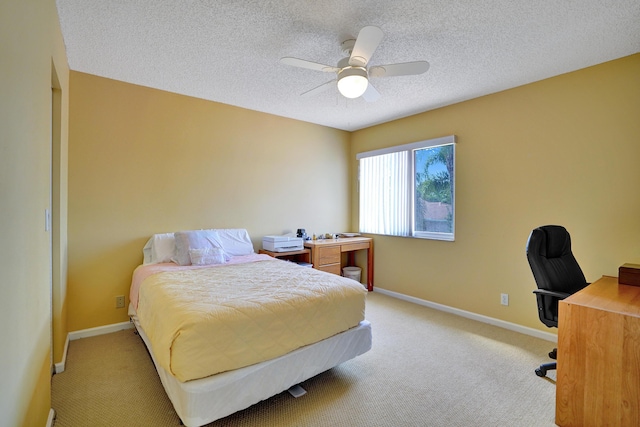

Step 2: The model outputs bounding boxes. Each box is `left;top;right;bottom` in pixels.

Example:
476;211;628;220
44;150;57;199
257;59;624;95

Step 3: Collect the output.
535;368;546;377
549;349;557;359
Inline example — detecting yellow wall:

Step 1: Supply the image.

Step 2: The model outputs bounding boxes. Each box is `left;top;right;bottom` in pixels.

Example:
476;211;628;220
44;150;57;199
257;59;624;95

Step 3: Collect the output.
67;72;351;331
68;56;640;335
351;54;640;331
0;0;70;426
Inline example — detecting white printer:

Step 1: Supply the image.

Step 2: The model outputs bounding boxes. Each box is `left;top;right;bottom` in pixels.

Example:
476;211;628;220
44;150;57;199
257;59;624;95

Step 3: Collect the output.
262;235;304;252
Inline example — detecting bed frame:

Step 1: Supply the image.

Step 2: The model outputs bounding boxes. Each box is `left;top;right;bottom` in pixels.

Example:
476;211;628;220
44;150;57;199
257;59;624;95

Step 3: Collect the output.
131;312;371;426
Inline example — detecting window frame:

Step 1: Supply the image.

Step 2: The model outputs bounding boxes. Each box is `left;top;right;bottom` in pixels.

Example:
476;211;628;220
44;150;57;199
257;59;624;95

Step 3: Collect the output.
357;135;456;241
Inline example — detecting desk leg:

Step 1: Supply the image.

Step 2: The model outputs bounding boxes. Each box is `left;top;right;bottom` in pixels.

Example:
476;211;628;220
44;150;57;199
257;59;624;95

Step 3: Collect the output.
347;252;355;267
345;244;374;291
367;245;374;292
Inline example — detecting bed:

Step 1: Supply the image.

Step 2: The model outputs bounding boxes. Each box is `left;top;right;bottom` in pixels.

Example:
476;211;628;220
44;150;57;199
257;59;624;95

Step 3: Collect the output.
128;229;372;426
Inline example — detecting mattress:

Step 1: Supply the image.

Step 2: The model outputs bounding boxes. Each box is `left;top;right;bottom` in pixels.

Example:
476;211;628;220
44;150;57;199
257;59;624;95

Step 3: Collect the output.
133;256;367;382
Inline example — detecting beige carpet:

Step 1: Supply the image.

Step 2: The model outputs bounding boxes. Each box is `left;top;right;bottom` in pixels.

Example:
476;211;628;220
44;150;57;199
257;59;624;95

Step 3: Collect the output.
52;292;558;426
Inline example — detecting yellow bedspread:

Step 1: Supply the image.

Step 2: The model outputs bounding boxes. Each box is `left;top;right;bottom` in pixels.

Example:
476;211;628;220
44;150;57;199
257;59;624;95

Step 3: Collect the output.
136;258;366;382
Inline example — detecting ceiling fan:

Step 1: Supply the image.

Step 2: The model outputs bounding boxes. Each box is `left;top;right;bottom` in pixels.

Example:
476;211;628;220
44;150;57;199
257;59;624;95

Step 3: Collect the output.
280;26;429;102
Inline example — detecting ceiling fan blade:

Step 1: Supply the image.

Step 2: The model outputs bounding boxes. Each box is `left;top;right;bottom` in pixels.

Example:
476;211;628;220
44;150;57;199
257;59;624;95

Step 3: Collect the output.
349;26;384;67
300;79;336;97
369;61;430;78
361;83;381;102
280;57;339;73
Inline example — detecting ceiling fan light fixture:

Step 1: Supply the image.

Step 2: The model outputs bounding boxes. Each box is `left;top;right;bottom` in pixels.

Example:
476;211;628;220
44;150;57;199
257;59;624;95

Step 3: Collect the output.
337;67;368;98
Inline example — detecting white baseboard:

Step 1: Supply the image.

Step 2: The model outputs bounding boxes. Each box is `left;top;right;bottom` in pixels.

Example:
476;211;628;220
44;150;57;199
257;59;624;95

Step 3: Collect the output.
373;287;557;343
46;409;55;427
55;321;134;374
54;334;70;374
68;320;134;341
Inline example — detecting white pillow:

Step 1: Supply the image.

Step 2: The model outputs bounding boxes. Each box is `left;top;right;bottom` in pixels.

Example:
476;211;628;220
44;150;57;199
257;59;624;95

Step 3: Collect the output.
213;229;255;257
142;233;176;264
143;238;154;264
172;230;229;266
151;233;176;263
189;247;226;265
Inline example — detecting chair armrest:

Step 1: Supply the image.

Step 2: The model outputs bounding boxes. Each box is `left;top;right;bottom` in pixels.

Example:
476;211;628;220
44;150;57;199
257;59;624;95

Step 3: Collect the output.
533;289;571;300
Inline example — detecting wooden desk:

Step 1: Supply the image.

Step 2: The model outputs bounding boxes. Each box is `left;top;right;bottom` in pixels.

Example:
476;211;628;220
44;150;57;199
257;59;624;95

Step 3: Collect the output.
304;237;374;291
556;275;640;427
258;248;311;264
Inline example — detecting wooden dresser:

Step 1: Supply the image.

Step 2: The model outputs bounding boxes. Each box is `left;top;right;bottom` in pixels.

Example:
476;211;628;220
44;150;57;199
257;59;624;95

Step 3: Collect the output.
556;275;640;426
304;237;373;291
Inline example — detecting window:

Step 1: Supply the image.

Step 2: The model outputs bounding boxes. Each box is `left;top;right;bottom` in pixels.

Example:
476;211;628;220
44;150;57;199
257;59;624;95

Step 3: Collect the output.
357;135;456;241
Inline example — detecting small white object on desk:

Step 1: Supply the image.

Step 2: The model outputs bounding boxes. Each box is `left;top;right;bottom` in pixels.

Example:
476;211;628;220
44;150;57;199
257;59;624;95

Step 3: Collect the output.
263;235;303;252
339;233;361;238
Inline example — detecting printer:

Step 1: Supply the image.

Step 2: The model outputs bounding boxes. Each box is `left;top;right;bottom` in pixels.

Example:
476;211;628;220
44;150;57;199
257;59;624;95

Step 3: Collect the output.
262;235;304;252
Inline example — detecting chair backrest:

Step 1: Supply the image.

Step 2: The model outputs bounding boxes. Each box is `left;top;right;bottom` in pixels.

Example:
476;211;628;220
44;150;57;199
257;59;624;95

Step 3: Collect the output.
526;225;588;326
526;225;587;293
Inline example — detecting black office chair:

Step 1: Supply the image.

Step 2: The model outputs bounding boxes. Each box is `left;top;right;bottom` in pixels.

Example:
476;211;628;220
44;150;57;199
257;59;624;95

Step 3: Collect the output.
526;225;588;377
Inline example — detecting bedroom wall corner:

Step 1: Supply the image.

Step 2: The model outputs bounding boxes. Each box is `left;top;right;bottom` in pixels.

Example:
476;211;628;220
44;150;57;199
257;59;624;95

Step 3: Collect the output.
51;24;71;371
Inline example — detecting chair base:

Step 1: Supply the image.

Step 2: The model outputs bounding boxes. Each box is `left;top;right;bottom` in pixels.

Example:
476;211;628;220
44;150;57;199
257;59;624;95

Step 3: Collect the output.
535;361;556;377
535;348;557;377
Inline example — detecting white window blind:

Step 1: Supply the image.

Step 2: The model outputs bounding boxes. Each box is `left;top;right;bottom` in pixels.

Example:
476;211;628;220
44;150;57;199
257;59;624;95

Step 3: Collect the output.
357;135;456;241
359;150;411;236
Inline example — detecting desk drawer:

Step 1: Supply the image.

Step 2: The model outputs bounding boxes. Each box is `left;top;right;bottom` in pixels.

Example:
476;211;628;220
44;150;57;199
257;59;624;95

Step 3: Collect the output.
341;242;369;252
316;263;342;275
316;246;340;266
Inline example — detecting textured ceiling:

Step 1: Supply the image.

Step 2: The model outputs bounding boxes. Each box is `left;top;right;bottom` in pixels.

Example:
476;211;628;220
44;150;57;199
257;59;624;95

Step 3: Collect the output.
56;0;640;131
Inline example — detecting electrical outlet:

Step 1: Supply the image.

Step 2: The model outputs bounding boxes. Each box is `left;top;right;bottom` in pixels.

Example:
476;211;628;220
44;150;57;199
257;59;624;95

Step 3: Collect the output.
115;295;125;309
500;293;509;306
